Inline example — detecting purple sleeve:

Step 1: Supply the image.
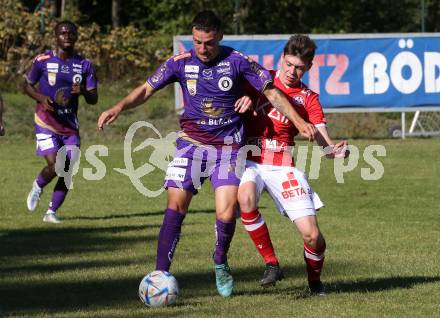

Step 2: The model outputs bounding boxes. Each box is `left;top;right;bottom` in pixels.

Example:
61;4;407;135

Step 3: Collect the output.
146;57;179;90
84;61;98;91
239;57;272;93
25;59;43;85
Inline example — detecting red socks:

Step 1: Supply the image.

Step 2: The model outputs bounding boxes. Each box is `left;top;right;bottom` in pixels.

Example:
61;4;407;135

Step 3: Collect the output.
304;241;326;282
241;209;279;265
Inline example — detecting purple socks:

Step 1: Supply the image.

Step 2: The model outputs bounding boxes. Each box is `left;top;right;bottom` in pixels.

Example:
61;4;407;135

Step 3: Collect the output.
213;219;236;265
49;178;68;212
36;173;49;188
155;208;185;271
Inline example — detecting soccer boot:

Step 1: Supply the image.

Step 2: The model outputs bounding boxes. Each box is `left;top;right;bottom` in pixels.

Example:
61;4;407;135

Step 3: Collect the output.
27;181;42;211
260;263;284;287
214;262;234;297
43;212;62;224
309;280;326;296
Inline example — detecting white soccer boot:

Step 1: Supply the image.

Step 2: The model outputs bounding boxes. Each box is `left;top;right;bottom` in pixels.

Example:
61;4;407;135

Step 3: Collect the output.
43;211;62;224
27;181;42;212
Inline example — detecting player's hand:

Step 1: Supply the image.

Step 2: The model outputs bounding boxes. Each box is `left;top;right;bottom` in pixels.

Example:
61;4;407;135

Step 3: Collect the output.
234;95;253;113
298;122;317;142
40;96;54;112
71;83;81;95
332;140;349;158
97;106;121;130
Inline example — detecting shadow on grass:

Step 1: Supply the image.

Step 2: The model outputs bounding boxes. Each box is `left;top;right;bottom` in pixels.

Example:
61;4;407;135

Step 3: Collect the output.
1;264;306;313
0;224;159;258
63;208;217;221
1;267;438;314
329;275;440;293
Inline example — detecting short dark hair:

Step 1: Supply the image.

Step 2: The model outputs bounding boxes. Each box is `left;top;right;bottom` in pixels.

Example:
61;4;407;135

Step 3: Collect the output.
55;20;78;34
283;35;316;65
191;10;222;32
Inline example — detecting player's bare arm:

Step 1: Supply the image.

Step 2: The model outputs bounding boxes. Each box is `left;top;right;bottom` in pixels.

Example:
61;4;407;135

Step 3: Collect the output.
72;84;98;105
98;82;155;130
23;80;54;112
263;85;316;141
316;126;349;158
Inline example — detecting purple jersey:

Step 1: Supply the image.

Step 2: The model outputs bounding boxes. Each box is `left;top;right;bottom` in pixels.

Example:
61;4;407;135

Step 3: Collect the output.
25;50;98;135
147;46;272;146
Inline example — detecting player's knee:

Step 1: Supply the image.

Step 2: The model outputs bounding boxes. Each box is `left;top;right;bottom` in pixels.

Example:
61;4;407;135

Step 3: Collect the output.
237;190;255;212
216;208;236;222
166;202;188;214
303;230;321;248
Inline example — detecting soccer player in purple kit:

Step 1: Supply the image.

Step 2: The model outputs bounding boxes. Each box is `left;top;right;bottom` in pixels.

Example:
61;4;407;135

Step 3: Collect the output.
98;11;315;297
24;21;98;223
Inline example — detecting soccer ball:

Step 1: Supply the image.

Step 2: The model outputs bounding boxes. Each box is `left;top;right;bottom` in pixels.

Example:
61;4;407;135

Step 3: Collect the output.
138;270;179;307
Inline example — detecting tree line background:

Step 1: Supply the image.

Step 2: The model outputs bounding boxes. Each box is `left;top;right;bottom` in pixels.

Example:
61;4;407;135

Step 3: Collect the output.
1;0;439;90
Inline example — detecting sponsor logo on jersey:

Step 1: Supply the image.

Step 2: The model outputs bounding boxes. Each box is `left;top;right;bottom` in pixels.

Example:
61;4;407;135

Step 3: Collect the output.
47;63;59;73
216;67;231;74
250;62;266;78
54;87;70;107
292;95;305;106
218;76;233;91
202;69;213;80
201;98;224;117
187;79;197;95
48;72;57;86
217;61;230;67
61;65;70;73
151;65;166;83
72;63;82;68
185;65;199;73
268;108;289;124
185;73;198;79
197;117;233;126
72;74;82;84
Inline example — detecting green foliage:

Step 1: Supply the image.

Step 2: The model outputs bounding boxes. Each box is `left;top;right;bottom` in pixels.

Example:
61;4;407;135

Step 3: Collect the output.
0;1;173;88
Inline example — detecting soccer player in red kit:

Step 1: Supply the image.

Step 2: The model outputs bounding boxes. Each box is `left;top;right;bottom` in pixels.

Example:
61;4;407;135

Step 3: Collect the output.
238;35;349;295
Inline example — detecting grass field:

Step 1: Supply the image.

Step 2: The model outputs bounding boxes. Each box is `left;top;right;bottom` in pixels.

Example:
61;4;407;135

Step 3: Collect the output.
1;137;439;317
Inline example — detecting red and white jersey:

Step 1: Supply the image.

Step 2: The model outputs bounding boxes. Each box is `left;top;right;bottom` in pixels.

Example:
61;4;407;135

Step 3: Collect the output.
244;70;326;166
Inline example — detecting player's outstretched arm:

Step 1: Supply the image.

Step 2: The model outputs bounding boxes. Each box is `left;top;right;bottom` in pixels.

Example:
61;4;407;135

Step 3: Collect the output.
316;126;349;158
97;82;155;130
263;85;316;141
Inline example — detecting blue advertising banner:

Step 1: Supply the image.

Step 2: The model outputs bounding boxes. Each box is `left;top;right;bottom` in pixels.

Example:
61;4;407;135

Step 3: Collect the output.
174;34;440;110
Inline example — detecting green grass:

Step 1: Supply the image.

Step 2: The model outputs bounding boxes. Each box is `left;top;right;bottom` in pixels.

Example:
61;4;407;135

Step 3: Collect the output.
1;138;439;317
1;86;179;142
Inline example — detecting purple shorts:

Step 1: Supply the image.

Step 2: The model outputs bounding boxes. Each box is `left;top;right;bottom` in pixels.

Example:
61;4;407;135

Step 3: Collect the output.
35;125;80;157
164;138;244;194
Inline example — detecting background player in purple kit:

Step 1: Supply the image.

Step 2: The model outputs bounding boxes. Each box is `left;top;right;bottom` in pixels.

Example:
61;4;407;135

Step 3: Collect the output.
24;21;98;223
98;10;315;297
